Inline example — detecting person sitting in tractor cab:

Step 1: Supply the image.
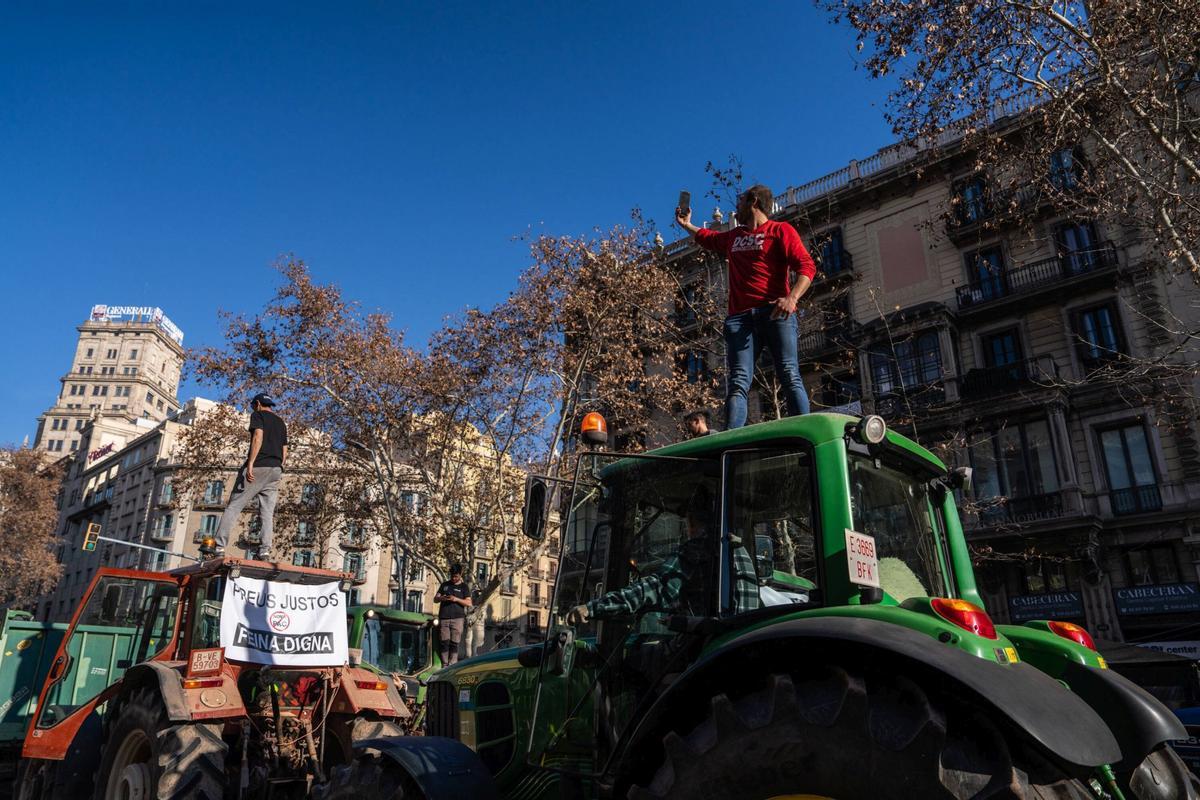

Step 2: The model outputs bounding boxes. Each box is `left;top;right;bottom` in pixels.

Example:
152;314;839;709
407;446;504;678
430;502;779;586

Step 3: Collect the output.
567;496;759;625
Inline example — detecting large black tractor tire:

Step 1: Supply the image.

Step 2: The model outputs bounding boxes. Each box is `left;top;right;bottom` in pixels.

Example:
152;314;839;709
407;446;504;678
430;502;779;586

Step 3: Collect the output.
92;686;228;800
628;666;1095;800
318;752;425;800
1124;745;1200;800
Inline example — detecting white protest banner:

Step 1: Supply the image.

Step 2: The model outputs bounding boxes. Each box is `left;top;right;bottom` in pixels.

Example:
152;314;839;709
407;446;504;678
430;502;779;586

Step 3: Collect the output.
219;577;348;666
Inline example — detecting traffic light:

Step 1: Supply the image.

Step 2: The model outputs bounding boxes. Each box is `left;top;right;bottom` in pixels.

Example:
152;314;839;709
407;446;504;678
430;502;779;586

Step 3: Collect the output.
82;522;101;552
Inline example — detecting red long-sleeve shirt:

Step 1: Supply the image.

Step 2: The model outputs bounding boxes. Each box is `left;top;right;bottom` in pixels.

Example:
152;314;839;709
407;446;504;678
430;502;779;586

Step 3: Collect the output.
695;220;817;315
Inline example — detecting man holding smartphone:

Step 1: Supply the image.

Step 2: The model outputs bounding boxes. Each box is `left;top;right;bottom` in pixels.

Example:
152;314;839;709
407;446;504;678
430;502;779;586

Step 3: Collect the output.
676;185;815;428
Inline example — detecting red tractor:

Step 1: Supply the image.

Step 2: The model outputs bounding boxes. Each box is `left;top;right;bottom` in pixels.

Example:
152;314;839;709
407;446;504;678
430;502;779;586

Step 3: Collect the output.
15;557;409;800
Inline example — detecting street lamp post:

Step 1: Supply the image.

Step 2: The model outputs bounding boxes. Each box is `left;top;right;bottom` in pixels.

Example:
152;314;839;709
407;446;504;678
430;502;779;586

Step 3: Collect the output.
345;438;407;609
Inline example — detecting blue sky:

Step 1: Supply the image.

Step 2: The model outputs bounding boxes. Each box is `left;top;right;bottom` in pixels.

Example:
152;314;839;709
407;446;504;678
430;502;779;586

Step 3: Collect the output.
0;2;896;445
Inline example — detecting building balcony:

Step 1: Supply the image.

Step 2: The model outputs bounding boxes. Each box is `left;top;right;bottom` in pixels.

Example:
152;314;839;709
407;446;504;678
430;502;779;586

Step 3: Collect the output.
237;531;263;548
873;383;946;421
526;595;549;609
945;183;1045;244
1110;485;1163;516
955;243;1118;316
964;491;1071;532
809;253;856;294
149;528;174;543
340;531;370;551
954;355;1060;402
798;321;863;360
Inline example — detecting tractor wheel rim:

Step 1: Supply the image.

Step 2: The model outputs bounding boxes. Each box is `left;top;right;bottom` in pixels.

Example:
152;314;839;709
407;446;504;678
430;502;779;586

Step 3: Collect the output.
106;728;153;800
117;763;153;800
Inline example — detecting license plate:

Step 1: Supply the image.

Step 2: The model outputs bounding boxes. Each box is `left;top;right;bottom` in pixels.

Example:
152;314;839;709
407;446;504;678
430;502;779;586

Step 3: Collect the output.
845;529;881;588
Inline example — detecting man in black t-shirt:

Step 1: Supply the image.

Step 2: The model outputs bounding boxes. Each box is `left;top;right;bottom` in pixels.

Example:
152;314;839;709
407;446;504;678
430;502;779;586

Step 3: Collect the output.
434;564;472;665
213;393;288;559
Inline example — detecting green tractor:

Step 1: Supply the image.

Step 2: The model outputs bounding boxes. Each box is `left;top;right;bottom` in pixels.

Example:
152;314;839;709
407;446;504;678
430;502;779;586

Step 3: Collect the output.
322;414;1197;799
346;605;440;730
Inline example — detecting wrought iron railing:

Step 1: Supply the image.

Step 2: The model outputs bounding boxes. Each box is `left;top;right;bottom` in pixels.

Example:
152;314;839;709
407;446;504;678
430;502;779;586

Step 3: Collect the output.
1110;485;1163;515
956;243;1117;311
956;355;1060;400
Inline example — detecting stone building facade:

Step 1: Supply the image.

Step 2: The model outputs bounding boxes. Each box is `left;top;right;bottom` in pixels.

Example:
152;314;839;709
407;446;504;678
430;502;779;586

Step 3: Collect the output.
34;305;184;455
663;132;1200;648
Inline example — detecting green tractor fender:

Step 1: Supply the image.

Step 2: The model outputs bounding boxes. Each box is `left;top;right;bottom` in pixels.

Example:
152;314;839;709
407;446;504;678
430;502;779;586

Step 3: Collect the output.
1061;659;1187;771
609;616;1122;788
349;735;499;798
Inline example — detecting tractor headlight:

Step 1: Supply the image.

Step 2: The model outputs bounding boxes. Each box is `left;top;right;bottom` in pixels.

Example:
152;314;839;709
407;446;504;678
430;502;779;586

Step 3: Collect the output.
860;415;887;445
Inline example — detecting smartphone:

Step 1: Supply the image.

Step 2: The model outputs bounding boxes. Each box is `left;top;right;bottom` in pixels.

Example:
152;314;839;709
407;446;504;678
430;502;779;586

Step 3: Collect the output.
677;190;691;216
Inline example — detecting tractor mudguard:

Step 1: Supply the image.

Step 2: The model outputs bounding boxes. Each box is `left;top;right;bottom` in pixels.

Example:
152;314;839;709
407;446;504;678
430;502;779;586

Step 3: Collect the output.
612;616;1122;783
1061;659;1187;770
124;662;191;721
354;735;499;799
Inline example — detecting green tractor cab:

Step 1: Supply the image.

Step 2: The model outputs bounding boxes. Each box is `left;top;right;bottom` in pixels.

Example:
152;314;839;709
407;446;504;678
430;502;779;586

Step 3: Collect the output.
347;605;440;730
328;413;1196;800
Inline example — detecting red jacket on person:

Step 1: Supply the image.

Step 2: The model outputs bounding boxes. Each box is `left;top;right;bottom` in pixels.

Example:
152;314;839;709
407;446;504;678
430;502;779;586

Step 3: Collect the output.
695;220;817;315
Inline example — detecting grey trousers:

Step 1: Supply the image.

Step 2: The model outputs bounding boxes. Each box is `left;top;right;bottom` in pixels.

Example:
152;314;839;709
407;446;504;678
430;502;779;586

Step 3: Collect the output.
439;617;465;665
213;466;282;550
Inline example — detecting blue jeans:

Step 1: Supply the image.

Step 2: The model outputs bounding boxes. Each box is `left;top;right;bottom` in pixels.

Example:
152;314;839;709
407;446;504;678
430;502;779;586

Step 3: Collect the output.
724;306;810;429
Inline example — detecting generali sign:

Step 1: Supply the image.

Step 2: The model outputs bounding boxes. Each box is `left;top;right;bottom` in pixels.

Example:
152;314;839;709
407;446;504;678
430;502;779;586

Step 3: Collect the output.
88;442;115;463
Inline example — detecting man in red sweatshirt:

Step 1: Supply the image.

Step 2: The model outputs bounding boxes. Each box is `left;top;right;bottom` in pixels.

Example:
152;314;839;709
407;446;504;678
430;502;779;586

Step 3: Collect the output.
676;184;816;428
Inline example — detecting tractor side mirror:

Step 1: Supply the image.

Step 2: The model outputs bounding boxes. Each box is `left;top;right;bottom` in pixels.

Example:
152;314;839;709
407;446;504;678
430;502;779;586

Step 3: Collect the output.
754;534;775;581
523;477;549;541
948;466;973;494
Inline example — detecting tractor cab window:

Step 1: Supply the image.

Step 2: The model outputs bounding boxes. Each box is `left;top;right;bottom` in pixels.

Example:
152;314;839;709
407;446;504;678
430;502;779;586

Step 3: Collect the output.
361;617;430;675
848;455;953;602
191;575;225;649
37;575;179;728
724;449;819;614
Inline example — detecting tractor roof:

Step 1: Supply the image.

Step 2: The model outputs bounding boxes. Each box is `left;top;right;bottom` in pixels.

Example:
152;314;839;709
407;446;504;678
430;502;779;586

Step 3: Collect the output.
170;556;351;585
608;413;945;472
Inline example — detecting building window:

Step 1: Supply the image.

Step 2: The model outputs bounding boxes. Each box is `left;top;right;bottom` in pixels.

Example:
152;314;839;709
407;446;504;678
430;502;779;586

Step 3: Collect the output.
86;348;93;357
146;392;155;403
296;520;316;545
343;552;364;578
293;550;315;567
816;227;849;275
819;373;861;409
300;483;321;508
476;561;489;584
1124;545;1180;586
203;480;224;505
106;349;117;359
1099;423;1161;515
69;440;78;452
405;590;423;612
526;610;540;632
969;420;1060;519
981;328;1022;369
159;481;174;503
1055;221;1102;273
130;349;138;359
964;246;1006;300
676;284;699;326
1072;302;1125;368
680;350;708;384
869;331;941;395
400;491;421;515
953;176;990;224
1049;147;1082;192
153;514;174;538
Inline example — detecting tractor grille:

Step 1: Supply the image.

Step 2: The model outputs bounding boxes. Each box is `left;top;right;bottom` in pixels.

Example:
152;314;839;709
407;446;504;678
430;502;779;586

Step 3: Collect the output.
425;680;460;739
